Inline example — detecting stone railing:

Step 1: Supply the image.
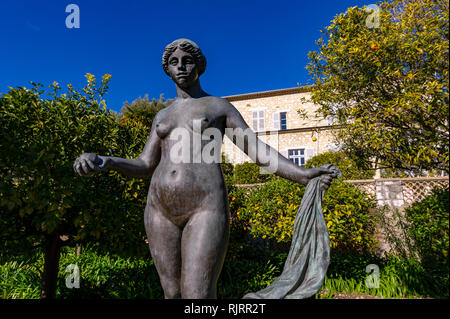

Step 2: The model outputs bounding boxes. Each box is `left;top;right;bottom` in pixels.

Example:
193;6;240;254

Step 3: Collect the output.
346;177;449;209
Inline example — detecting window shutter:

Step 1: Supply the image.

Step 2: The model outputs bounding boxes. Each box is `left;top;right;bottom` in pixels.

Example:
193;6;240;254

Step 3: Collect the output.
273;112;280;130
259;110;265;131
252;111;258;130
259;118;265;131
305;148;315;163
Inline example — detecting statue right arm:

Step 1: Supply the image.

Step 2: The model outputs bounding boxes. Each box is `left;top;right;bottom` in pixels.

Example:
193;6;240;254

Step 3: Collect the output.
107;118;161;178
74;112;162;179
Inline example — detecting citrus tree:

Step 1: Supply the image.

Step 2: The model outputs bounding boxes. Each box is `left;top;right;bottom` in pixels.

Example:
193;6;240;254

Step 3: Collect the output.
305;0;449;174
0;75;150;298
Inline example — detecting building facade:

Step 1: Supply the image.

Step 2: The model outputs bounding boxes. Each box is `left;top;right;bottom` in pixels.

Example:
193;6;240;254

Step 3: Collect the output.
222;86;339;166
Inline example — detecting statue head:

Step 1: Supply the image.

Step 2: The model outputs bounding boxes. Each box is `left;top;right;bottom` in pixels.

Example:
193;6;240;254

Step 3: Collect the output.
162;38;207;78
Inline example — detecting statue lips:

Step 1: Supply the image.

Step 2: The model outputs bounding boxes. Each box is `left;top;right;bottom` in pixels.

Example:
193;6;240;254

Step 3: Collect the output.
176;73;189;80
175;73;192;86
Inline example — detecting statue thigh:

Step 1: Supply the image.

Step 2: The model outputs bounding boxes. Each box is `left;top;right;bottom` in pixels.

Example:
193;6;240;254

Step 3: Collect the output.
144;204;182;299
144;203;229;299
180;207;229;299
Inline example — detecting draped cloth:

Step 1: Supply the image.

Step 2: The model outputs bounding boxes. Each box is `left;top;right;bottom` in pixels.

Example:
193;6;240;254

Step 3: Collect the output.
243;164;342;299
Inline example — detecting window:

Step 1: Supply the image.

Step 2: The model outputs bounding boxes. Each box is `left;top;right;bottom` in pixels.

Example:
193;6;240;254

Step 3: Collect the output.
288;149;306;166
252;110;265;132
280;112;287;130
273;111;287;130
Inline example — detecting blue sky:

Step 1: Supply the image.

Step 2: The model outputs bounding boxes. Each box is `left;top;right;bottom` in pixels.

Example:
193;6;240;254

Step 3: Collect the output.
1;0;369;113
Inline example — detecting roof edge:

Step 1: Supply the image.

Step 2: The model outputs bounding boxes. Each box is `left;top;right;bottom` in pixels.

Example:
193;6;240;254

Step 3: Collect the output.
222;86;313;102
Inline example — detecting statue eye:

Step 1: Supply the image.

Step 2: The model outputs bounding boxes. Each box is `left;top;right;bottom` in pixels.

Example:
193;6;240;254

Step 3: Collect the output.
169;58;178;65
184;57;194;64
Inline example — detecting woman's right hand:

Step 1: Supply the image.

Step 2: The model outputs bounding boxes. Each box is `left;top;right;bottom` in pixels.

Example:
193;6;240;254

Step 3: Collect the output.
73;153;111;176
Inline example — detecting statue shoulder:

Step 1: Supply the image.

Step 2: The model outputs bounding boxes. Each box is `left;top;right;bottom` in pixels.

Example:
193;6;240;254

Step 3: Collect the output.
207;96;237;113
155;105;171;119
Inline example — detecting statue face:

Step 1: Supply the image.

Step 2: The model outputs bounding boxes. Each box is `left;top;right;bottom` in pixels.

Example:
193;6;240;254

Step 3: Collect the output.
167;48;199;88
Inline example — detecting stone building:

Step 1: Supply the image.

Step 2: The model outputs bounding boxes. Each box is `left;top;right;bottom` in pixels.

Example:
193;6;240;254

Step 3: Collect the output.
222;86;339;166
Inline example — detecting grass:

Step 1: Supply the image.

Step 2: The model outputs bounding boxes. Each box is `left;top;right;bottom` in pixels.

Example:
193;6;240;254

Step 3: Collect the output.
0;261;41;299
316;252;449;299
0;243;447;299
0;245;164;299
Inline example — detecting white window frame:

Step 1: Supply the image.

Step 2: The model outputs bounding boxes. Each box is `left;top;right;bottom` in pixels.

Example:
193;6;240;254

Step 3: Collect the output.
287;148;306;166
285;146;315;166
251;108;265;132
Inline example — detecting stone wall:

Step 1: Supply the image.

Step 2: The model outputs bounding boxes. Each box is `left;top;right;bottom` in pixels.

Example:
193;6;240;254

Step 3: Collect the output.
221;87;338;164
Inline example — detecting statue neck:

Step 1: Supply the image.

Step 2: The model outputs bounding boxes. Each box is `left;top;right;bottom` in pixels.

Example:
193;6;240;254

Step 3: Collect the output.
175;80;208;99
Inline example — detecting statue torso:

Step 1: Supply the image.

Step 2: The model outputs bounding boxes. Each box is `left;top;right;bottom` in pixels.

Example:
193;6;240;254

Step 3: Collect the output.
149;96;229;226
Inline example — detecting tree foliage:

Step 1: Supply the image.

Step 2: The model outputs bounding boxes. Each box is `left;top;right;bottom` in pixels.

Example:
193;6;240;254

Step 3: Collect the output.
0;74;151;298
120;94;172;129
304;151;375;180
306;0;449;174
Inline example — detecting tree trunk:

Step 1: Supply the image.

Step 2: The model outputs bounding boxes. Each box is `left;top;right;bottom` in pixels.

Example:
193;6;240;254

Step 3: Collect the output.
40;234;62;299
76;244;82;256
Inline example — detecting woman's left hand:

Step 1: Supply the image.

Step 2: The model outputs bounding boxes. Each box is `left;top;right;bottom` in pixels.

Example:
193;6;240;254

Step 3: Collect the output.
319;173;334;190
303;167;335;190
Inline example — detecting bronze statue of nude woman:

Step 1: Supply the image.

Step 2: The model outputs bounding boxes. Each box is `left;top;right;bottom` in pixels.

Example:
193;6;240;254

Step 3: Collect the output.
73;38;333;299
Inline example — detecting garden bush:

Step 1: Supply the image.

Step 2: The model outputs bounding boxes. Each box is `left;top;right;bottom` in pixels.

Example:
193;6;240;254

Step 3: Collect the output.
404;187;449;270
304;151;374;180
234;178;378;253
231;162;276;184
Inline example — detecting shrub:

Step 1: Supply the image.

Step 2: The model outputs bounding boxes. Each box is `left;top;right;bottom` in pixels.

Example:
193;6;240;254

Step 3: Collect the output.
323;179;378;252
305;151;374;180
405;187;449;269
221;155;234;186
234;178;378;253
232;162;276;184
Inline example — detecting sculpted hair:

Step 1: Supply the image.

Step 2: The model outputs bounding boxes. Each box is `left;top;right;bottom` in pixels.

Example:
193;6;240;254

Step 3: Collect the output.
162;38;207;76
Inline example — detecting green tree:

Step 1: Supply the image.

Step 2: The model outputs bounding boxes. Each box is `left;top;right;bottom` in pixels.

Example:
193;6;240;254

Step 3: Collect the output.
305;151;375;180
305;0;449;174
120;94;172;129
0;74;150;299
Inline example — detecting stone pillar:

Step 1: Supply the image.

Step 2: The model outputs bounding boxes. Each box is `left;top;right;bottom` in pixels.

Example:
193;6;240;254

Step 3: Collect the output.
376;180;405;209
